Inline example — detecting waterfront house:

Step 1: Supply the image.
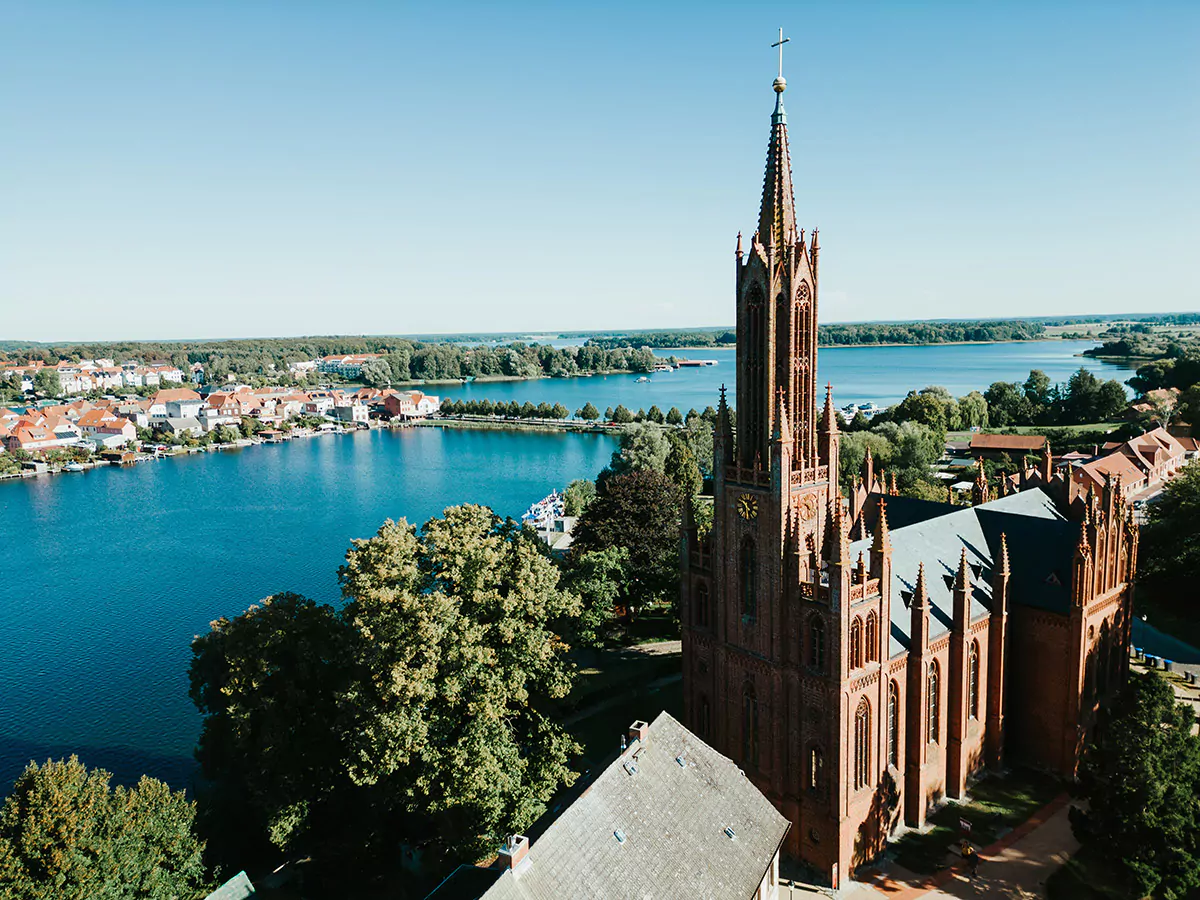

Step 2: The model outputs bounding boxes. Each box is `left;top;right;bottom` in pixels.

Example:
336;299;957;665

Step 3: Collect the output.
332;400;369;425
383;390;441;420
159;417;204;437
6;422;66;452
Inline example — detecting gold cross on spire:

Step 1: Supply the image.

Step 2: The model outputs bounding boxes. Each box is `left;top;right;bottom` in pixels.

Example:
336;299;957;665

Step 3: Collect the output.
771;27;790;80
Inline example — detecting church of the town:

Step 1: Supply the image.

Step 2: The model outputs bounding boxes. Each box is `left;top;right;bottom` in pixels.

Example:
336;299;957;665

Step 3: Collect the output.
680;68;1136;885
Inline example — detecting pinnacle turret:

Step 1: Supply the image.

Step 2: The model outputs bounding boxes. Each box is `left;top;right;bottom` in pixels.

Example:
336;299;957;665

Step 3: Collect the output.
757;77;797;256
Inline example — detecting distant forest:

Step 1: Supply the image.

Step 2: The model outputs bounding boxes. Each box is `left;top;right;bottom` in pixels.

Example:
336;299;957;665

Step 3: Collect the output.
3;314;1195;386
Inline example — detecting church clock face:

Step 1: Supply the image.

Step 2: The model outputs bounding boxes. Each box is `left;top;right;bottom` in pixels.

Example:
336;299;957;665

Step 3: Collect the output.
736;493;759;520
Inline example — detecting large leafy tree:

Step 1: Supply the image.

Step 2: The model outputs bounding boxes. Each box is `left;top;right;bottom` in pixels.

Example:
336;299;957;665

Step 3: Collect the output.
0;757;212;900
571;468;681;616
338;507;581;861
189;506;582;877
1073;671;1200;899
189;593;357;864
1139;463;1200;605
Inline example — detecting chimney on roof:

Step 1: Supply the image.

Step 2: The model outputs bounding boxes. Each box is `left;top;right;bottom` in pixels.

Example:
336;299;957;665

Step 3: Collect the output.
627;720;649;746
497;834;529;870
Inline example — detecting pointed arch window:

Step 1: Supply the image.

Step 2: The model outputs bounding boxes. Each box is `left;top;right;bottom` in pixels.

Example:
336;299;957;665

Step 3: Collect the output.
854;698;871;789
743;284;767;461
740;538;757;622
808;745;824;792
808;616;826;671
850;617;863;670
793;282;811;460
887;681;900;767
742;682;760;768
696;582;710;628
866;612;879;663
927;661;941;744
968;641;981;720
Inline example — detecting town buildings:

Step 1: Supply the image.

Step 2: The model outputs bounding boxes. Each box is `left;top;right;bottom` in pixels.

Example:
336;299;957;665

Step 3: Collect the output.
679;72;1136;885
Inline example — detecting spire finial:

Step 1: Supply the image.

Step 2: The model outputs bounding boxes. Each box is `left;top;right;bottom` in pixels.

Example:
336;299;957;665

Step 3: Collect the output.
956;547;971;590
914;563;929;607
873;497;890;553
998;532;1011;577
771;27;790;92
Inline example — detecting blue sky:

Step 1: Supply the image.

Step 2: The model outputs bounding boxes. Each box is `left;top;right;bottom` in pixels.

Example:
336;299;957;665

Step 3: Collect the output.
3;2;1197;342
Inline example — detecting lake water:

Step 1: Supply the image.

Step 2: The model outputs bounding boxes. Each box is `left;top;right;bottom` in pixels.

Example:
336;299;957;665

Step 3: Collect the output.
0;428;616;790
0;339;1137;793
436;340;1136;414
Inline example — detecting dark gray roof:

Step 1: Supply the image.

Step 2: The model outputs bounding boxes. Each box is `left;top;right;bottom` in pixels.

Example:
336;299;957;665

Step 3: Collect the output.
850;490;1079;658
204;872;255;900
478;712;788;900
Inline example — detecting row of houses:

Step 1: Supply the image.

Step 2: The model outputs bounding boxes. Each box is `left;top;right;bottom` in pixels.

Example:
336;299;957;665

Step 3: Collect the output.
0;358;187;395
954;427;1197;503
1;386;441;453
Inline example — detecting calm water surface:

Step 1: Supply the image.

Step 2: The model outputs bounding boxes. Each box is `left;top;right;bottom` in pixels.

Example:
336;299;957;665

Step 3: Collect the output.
0;340;1136;792
0;428;616;789
437;340;1136;413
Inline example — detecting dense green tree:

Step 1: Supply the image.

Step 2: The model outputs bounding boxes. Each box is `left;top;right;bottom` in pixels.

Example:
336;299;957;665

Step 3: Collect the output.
338;509;580;862
956;391;989;430
681;417;715;476
838;431;895;490
190;593;356;863
577;402;600;421
846;410;870;432
1139;463;1200;605
611;405;633;424
190;506;584;877
607;423;671;476
33;368;61;396
563;478;597;516
645;405;665;424
666;406;684;426
550;402;569;420
984;381;1032;427
665;434;703;499
560;547;629;647
1073;671;1200;899
358;358;394;386
0;757;212;900
571;469;681;616
603;406;614;421
506;400;521;419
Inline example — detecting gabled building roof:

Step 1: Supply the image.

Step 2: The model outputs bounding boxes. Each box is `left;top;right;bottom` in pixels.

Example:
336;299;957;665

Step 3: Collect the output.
850;490;1077;658
473;712;788;900
969;433;1047;453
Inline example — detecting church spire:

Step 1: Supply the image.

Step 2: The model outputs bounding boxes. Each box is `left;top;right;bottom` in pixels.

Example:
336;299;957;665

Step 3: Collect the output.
757;44;797;256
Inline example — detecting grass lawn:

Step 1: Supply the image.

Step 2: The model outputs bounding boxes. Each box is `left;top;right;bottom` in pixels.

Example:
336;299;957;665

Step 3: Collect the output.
1045;846;1130;900
890;767;1063;874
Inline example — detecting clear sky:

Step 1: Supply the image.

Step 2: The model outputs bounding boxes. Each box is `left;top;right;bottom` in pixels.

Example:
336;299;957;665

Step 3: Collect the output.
3;2;1198;342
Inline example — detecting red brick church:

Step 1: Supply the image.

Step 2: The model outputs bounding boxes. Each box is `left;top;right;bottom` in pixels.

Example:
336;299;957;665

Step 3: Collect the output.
680;69;1136;886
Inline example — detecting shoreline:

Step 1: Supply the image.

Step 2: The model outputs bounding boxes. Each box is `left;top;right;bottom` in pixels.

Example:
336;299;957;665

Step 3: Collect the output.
0;418;624;486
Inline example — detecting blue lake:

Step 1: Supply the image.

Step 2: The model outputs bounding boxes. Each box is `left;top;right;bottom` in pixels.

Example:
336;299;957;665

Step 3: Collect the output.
0;339;1138;793
0;428;617;790
436;340;1136;414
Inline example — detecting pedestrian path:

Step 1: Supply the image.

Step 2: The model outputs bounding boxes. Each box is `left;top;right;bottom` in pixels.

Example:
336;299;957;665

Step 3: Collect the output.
780;794;1078;900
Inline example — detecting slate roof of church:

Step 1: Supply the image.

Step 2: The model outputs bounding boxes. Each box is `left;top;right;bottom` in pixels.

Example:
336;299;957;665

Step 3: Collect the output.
849;490;1079;659
475;712;788;900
